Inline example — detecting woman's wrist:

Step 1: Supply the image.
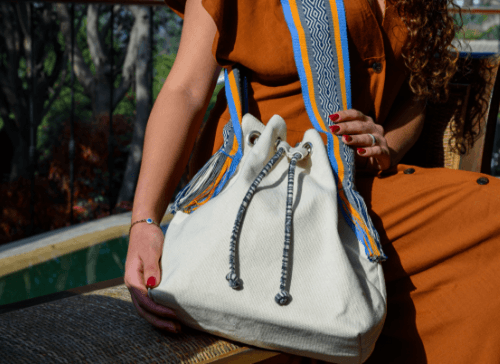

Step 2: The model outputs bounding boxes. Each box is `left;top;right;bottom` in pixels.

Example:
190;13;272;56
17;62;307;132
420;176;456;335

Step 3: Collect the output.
129;218;162;236
131;194;169;225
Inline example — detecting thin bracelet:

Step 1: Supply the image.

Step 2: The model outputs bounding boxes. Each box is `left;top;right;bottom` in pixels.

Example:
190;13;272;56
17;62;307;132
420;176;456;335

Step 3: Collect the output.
129;218;162;236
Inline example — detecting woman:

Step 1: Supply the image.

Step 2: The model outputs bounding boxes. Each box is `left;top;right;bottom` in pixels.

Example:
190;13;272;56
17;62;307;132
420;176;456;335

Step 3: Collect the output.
124;0;500;362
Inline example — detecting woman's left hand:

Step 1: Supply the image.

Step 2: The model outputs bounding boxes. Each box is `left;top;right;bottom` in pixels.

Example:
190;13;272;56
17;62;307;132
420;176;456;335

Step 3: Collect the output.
328;110;391;171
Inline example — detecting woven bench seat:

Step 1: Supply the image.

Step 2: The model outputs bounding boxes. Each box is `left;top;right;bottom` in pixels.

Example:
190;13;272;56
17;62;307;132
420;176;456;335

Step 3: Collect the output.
0;283;283;363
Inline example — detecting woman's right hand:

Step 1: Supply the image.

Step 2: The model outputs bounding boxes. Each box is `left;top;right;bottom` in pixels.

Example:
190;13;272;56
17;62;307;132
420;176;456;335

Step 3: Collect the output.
123;0;220;333
124;223;181;333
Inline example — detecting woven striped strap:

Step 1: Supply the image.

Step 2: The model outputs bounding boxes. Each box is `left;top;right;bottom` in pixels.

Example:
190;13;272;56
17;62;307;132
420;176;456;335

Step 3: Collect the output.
280;0;385;262
171;0;385;262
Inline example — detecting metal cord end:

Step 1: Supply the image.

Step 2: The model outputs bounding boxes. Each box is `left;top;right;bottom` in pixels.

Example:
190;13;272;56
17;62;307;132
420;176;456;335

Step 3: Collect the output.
226;272;242;290
275;290;291;306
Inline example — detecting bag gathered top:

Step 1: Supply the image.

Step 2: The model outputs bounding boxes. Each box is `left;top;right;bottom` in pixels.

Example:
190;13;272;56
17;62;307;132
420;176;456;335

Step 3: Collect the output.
150;0;387;362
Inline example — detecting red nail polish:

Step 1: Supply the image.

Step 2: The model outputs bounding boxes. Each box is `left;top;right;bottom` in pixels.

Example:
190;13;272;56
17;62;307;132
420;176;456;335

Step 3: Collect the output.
357;148;366;155
343;135;352;142
329;113;340;122
146;276;156;288
329;125;340;133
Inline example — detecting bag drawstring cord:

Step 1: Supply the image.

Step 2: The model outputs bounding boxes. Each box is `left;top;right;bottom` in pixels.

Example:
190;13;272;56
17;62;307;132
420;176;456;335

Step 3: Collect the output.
275;152;301;305
226;141;307;306
226;147;285;289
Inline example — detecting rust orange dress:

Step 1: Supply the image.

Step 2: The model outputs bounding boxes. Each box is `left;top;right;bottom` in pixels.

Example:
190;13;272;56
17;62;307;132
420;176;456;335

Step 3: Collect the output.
163;1;500;363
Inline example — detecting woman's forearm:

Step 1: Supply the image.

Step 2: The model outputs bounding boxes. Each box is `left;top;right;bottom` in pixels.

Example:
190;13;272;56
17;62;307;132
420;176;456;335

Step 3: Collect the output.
131;83;216;224
130;0;220;224
383;84;426;167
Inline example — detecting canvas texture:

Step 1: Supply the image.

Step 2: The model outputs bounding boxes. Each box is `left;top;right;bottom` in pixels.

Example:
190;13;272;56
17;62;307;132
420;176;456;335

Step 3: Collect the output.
150;114;387;363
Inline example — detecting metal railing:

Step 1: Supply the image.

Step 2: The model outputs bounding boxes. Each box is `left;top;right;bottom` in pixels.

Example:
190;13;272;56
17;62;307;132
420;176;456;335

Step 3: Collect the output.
2;1;158;241
450;6;500;14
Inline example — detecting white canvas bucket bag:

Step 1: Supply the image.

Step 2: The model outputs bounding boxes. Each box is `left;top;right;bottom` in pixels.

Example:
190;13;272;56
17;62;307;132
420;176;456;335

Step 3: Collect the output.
151;0;388;360
149;113;387;363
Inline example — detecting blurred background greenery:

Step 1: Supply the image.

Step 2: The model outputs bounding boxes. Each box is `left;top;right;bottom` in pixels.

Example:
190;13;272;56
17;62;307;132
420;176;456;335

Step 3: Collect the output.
0;3;223;244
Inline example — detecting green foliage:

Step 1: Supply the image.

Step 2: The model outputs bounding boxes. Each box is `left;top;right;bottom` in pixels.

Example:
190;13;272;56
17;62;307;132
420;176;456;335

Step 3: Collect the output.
38;70;91;163
207;83;224;122
36;9;182;167
0;3;223;243
43;43;58;76
38;5;135;161
155;6;183;55
153;53;176;98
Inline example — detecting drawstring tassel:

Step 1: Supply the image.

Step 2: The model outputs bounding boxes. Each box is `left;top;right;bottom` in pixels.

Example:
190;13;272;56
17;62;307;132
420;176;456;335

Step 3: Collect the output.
227;147;285;290
275;152;301;306
171;149;228;213
171;121;238;214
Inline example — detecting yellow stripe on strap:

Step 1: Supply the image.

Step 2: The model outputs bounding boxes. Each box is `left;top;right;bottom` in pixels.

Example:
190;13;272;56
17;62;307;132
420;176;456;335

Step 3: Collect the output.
329;0;348;111
339;191;381;257
228;70;243;123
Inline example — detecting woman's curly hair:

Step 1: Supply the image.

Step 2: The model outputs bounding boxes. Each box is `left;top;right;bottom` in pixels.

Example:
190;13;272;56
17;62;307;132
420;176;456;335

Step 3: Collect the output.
395;0;497;154
394;0;460;103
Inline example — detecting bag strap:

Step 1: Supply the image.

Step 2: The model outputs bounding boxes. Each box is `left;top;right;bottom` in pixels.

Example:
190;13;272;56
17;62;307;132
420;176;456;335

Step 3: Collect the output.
226;0;385;262
174;0;385;262
241;65;249;116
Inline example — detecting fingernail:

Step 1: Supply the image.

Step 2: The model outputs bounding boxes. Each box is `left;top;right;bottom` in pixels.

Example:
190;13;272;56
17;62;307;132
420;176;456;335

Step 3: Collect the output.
146;276;156;288
357;148;366;155
329;125;340;133
329;113;340;122
343;135;352;142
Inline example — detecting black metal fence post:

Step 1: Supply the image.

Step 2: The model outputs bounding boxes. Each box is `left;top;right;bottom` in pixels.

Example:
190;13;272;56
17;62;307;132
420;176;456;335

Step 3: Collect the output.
69;3;76;225
28;2;36;235
108;5;115;214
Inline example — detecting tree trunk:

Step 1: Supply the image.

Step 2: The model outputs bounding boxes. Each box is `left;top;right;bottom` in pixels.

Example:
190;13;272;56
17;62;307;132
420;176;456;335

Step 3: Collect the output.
57;4;136;119
10;134;31;182
57;3;157;209
116;6;151;206
86;4;114;118
0;3;66;181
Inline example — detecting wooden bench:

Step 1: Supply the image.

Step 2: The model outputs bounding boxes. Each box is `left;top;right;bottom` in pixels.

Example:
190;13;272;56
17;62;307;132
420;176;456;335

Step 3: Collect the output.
1;53;499;363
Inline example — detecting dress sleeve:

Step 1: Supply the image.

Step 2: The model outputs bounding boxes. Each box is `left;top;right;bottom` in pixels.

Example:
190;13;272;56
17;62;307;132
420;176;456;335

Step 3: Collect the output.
162;0;242;67
201;0;237;67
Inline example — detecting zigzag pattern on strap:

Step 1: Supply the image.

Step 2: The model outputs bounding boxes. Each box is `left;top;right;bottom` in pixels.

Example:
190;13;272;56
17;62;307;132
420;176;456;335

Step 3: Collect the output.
281;0;385;261
301;0;341;117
